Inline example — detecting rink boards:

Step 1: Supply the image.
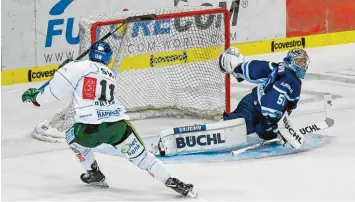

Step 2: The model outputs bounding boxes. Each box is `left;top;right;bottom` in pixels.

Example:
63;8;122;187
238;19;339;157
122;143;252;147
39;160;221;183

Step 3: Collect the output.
98;133;327;163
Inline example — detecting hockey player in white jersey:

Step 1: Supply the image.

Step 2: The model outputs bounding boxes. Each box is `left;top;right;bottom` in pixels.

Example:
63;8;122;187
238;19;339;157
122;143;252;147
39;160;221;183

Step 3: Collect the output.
22;41;196;197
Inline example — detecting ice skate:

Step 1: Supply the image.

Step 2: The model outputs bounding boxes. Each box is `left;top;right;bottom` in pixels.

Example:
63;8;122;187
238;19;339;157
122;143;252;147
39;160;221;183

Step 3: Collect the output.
165;177;197;198
80;161;109;188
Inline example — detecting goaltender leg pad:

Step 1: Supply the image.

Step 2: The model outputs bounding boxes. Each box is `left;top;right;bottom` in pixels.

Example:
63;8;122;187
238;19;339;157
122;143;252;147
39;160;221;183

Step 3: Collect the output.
115;132;172;184
154;118;247;156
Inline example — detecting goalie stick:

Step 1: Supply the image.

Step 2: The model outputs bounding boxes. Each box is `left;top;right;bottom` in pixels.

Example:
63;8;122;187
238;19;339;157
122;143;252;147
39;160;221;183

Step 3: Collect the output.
231;93;334;156
38;14;157;91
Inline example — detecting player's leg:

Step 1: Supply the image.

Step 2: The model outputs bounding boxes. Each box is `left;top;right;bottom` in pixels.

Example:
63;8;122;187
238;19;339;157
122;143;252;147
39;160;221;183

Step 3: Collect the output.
223;92;279;141
111;120;196;197
223;93;260;135
65;125;108;187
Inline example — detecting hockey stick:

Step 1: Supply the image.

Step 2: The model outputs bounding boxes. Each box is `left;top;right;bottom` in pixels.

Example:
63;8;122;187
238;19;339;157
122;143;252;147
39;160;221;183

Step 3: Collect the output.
38;14;156;91
231;93;334;156
231;138;281;156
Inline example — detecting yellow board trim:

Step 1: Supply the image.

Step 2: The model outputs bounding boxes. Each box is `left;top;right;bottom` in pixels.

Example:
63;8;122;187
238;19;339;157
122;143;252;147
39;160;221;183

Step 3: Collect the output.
2;30;355;86
1;64;59;86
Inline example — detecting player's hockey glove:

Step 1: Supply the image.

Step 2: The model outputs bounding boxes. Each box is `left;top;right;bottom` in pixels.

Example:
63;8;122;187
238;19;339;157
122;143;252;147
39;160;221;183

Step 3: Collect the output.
255;117;280;140
22;88;40;106
59;58;73;69
256;116;291;147
286;102;297;115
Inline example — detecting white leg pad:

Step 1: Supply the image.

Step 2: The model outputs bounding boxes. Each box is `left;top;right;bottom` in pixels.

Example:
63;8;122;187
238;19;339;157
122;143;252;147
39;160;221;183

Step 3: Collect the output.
117;133;172;184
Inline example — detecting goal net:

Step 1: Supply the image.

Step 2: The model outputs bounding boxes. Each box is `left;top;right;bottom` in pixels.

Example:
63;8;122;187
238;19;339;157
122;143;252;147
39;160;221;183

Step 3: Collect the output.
32;6;231;142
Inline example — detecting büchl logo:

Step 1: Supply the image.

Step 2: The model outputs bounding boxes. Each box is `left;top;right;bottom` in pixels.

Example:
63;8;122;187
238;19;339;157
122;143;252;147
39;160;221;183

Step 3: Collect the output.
176;133;226;149
45;0;79;47
271;38;306;52
283;116;303;144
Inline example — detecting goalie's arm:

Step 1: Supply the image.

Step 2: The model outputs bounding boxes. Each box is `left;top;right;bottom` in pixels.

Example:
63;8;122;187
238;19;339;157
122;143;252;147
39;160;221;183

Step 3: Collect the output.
219;48;279;84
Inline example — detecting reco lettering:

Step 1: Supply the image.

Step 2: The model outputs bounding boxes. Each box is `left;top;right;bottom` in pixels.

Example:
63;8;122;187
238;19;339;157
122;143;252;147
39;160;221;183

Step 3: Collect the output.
131;15;222;38
95;1;242;41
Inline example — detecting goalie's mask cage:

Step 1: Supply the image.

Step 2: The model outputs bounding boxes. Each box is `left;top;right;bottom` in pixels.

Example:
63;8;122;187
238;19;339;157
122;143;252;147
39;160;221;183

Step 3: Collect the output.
34;7;231;140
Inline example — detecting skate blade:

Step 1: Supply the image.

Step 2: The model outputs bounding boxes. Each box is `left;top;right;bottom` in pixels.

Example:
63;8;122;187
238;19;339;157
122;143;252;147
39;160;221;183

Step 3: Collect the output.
87;181;109;188
187;188;197;198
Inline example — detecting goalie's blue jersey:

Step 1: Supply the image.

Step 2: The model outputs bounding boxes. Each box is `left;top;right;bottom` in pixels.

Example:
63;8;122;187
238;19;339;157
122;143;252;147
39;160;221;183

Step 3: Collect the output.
233;60;302;119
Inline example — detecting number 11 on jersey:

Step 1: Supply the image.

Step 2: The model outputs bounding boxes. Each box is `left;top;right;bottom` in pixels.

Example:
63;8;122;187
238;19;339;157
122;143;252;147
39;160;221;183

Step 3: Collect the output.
98;80;115;103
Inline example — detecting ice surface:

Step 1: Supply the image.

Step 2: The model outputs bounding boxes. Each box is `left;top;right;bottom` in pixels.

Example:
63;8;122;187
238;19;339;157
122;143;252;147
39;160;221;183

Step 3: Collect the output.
2;43;355;201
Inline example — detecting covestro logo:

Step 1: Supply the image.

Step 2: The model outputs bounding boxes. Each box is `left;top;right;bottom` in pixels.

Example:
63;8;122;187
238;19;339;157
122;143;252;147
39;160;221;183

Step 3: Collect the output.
271;37;306;52
150;51;188;67
28;69;56;82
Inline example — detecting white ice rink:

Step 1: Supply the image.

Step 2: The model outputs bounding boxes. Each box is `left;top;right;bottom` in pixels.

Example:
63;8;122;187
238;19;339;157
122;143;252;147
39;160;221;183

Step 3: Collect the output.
2;43;355;201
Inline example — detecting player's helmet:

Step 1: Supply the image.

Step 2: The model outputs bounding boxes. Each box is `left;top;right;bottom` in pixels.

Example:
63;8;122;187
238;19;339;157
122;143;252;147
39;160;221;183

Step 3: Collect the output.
89;41;113;65
283;49;310;79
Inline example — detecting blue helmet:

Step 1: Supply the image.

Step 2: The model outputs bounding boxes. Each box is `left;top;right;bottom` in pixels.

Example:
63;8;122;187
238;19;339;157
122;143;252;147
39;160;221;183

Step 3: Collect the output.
89;41;113;65
283;49;310;79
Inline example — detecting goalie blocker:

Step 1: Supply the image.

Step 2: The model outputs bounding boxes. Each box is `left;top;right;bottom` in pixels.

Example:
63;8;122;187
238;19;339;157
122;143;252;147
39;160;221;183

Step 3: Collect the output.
151;119;247;156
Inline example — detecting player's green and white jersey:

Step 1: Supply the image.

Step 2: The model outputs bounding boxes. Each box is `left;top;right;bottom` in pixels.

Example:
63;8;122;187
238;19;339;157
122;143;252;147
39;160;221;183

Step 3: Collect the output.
36;60;129;124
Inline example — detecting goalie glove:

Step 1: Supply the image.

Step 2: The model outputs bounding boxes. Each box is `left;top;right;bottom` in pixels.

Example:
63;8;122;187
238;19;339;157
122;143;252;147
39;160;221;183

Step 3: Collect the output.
22;88;40;106
218;47;245;74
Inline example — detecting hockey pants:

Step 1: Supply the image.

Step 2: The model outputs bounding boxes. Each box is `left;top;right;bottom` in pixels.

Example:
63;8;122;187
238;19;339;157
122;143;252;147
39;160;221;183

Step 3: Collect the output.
223;93;278;140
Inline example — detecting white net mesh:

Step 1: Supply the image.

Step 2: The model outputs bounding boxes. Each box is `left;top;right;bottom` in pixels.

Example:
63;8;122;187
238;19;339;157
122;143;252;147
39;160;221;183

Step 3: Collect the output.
43;7;230;133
